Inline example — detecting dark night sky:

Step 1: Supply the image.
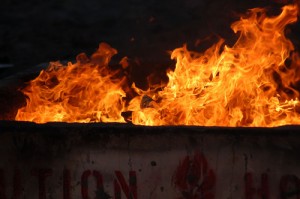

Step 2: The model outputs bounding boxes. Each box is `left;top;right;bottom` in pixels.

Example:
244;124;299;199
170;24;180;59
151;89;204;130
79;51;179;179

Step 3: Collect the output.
1;0;297;79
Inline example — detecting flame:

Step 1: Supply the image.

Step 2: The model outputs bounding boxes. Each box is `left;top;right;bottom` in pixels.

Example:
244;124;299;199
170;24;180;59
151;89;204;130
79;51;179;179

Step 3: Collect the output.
16;43;127;123
16;4;300;127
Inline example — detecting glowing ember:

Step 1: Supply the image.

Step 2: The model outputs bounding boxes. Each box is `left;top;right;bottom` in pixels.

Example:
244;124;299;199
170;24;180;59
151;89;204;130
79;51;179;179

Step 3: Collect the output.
16;4;300;127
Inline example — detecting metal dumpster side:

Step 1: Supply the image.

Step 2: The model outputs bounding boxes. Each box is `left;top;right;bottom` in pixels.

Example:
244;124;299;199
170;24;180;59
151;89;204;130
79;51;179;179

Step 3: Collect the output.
1;121;300;199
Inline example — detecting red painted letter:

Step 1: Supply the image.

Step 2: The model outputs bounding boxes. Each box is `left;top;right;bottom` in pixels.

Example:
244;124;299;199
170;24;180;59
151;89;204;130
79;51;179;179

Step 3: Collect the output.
114;171;137;199
173;152;216;199
114;179;121;199
280;175;300;199
31;169;52;199
81;170;108;199
0;169;22;199
244;172;269;199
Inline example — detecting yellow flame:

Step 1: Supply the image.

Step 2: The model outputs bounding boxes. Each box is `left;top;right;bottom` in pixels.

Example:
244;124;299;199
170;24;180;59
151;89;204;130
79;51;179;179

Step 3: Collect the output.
16;4;300;127
16;43;126;123
129;4;300;126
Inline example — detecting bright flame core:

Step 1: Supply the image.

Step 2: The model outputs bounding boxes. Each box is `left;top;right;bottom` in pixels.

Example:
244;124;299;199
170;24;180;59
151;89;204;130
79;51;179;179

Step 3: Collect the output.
15;4;300;127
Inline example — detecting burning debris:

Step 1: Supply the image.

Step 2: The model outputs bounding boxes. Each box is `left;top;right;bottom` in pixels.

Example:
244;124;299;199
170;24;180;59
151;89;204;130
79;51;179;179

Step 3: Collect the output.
15;3;300;127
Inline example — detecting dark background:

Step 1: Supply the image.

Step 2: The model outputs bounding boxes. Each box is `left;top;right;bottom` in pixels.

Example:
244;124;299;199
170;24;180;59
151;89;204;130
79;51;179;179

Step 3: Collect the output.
1;0;298;80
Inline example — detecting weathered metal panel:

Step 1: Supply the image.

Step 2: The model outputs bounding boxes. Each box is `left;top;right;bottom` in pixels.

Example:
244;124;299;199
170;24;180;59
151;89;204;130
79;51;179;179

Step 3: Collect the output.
0;121;300;199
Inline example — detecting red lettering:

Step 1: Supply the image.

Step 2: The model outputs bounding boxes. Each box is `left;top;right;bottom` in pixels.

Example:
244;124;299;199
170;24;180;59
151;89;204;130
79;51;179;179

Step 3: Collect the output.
0;169;22;199
81;170;90;199
93;170;106;199
114;171;137;199
114;179;121;199
31;169;52;199
81;170;108;199
244;172;269;199
173;152;216;199
280;175;300;199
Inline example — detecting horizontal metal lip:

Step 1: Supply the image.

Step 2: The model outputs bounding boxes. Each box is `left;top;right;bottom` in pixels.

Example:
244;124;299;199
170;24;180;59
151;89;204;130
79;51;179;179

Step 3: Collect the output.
1;120;300;136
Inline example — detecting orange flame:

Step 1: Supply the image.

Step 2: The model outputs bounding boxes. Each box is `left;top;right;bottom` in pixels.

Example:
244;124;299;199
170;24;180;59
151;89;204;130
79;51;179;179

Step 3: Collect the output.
16;4;300;126
16;43;127;123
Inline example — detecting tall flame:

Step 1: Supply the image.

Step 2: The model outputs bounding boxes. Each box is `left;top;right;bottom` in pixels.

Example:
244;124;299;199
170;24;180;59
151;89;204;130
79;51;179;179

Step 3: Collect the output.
16;4;300;127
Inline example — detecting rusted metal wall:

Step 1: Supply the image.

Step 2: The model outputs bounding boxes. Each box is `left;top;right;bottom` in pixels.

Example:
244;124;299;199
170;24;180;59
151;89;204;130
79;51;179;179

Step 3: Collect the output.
0;121;300;199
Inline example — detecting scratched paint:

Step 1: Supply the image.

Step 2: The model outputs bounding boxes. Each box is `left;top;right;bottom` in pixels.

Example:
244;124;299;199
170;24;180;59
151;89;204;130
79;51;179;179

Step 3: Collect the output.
0;121;300;199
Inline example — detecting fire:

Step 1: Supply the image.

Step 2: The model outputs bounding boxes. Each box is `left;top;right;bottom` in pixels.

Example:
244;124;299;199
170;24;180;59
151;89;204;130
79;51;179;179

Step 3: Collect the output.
15;3;300;127
16;43;127;123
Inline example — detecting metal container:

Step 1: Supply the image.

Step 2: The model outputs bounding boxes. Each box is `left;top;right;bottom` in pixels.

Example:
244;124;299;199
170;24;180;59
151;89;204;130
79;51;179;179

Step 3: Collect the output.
0;121;300;199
